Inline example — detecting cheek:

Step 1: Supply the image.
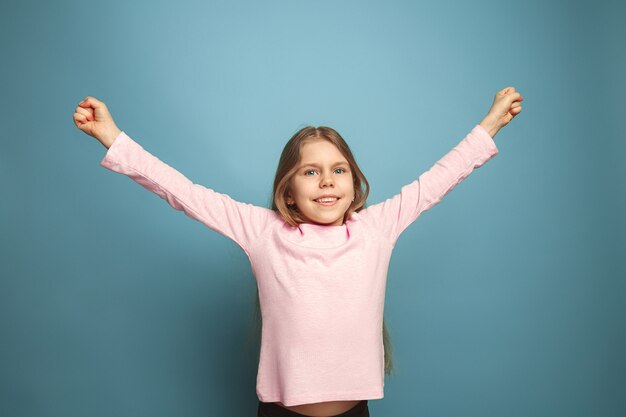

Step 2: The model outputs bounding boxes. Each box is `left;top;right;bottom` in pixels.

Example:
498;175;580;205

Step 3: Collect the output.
346;177;356;193
290;181;308;200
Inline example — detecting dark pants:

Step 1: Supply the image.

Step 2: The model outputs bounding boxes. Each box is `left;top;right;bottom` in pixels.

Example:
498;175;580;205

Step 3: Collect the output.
257;400;369;417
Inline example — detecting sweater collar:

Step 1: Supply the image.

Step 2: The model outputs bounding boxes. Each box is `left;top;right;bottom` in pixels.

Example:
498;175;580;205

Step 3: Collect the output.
280;218;354;249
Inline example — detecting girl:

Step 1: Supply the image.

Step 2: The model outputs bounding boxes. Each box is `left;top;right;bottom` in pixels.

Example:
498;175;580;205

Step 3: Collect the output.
73;87;523;417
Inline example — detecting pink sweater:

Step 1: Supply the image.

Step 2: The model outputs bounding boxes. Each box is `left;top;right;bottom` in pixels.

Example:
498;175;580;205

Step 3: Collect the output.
100;124;498;406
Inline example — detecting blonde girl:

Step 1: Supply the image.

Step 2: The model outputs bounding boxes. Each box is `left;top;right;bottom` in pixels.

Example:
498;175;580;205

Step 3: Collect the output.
73;87;523;417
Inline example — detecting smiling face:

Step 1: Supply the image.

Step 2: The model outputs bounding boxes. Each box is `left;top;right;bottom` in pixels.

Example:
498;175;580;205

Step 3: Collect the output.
286;138;355;226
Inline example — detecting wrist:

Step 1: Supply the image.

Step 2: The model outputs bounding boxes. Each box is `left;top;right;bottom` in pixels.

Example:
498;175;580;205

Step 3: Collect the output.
101;127;122;149
479;115;501;139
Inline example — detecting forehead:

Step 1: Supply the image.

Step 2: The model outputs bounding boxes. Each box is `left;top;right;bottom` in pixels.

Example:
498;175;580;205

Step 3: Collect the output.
299;139;348;165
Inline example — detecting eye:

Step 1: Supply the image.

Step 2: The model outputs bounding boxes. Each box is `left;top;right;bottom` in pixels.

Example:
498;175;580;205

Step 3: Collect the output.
303;167;347;176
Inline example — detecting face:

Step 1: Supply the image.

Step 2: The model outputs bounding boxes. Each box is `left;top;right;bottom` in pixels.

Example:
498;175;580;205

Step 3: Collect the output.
286;139;355;226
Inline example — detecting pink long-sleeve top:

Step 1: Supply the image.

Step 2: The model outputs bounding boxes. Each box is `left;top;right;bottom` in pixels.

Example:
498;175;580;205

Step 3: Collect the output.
99;124;498;406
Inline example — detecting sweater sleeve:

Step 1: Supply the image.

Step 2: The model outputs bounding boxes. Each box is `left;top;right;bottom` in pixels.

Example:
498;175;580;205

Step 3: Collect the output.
99;131;275;256
358;124;499;244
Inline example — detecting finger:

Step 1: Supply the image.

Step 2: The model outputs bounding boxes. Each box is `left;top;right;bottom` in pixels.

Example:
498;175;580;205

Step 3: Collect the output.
73;114;84;128
499;86;516;95
76;106;94;121
80;96;106;110
74;112;88;124
79;106;94;118
505;92;522;104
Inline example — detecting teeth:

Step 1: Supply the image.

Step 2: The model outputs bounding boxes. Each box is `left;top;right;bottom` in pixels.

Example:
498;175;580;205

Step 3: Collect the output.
316;198;337;203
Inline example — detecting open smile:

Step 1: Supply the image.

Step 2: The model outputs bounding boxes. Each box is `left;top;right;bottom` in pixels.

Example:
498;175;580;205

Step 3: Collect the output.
314;197;340;206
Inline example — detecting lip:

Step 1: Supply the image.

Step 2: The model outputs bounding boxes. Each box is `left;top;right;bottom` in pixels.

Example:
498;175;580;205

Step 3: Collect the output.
314;195;340;201
316;200;338;207
314;196;340;206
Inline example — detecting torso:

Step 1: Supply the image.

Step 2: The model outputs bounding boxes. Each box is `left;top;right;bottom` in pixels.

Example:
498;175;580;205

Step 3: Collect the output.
258;220;382;416
276;400;361;417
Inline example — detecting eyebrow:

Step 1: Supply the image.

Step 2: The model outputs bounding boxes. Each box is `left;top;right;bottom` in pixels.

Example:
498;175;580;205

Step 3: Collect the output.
299;162;349;168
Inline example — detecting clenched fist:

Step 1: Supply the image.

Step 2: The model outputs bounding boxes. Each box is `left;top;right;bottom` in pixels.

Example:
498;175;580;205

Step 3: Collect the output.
73;96;122;149
479;86;524;139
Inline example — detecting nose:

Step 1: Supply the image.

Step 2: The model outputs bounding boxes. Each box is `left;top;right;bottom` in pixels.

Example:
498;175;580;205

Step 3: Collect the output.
320;172;334;187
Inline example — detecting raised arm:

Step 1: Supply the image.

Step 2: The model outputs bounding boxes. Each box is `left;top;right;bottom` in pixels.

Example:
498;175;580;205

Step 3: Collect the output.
73;97;275;256
358;124;498;242
358;87;524;243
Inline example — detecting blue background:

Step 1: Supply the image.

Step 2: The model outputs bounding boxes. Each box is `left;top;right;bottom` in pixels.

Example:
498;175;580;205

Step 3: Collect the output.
1;0;624;416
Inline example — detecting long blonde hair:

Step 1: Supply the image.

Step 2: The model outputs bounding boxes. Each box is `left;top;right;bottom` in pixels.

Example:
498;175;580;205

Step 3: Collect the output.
250;125;395;376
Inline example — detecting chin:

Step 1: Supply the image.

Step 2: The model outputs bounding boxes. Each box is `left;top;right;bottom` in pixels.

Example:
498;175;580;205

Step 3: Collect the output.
305;216;341;226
